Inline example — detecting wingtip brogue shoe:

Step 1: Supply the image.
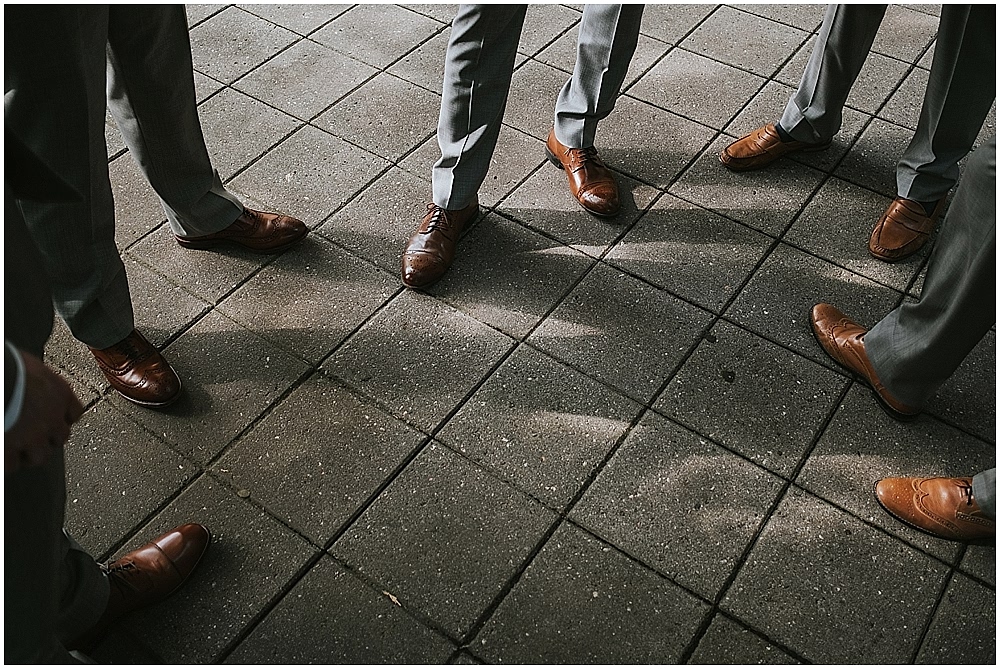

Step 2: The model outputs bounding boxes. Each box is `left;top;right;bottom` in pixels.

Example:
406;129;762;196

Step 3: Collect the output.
89;329;181;407
809;303;919;421
874;477;995;543
176;207;308;253
720;123;831;172
545;128;620;218
401;200;479;289
868;197;945;262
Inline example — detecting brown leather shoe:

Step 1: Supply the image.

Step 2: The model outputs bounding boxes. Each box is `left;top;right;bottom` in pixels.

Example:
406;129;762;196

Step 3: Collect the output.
67;523;211;650
809;303;919;420
175;207;308;253
868;197;945;262
401;200;479;288
874;477;995;543
89;329;182;407
545;128;620;217
719;123;831;172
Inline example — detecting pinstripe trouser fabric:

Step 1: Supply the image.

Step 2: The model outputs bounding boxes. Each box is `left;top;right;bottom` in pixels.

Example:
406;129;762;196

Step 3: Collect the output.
432;4;643;209
865;138;995;408
5;6;243;348
973;468;996;520
780;4;994;202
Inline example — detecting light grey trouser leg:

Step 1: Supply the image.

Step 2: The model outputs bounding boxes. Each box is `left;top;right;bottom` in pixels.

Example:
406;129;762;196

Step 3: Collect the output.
553;4;644;148
779;4;886;143
106;6;243;237
4;451;109;664
7;6;135;349
895;5;996;202
866;139;995;407
432;5;527;210
972;468;996;520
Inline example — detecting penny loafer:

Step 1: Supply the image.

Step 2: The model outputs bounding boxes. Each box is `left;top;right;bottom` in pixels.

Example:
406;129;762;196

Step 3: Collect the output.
89;329;181;407
874;477;995;543
401;200;479;289
67;523;212;650
720;123;831;172
809;303;919;420
175;207;308;253
868;197;945;262
545;128;620;217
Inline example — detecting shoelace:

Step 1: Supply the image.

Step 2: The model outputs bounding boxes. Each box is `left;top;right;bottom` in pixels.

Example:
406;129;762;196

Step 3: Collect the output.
103;559;142;593
112;335;152;364
570;145;604;169
423;204;453;233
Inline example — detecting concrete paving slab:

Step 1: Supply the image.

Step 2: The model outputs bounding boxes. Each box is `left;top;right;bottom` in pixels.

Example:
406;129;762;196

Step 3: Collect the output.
89;475;316;664
311;4;443;70
872;5;940;63
605;193;773;312
314;72;440;162
121;254;210;348
216;235;396;364
573;410;786;600
238;3;351;36
437;344;641;509
688;612;800;664
193;70;224;103
197;86;301;180
114;310;309;464
225;555;456;663
915;572;996;664
784;176;927;290
924;330;996;443
655;319;845;477
723;486;950;664
43;319;112;398
233;38;377;121
387;26;451;94
322;290;514;432
735;3;824;32
724;242;900;363
226;124;391;227
961;546;996;587
639;4;717;45
331;443;555;638
600;95;717;189
473;522;710;663
189;6;298;85
426;212;594;339
630;48;767;130
497;167;658;256
213;373;423;545
835;117;917;199
878;66;930;131
64;401;194;558
518;4;581;59
683;5;811;78
799;385;992;561
503;59;578;141
528;263;714;404
671;136;826;237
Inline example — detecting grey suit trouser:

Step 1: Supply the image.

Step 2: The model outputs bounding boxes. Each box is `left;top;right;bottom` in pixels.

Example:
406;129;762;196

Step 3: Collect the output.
780;4;995;202
973;468;996;520
432;4;643;209
5;6;244;349
865;138;995;408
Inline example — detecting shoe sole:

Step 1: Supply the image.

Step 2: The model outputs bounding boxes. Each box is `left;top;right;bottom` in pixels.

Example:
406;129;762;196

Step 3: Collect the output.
176;230;308;254
544;148;620;219
872;481;993;545
111;377;183;409
808;321;919;423
719;141;833;172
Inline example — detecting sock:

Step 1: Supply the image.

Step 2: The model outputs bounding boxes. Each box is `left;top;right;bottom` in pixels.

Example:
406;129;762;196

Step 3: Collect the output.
774;122;795;143
915;199;939;216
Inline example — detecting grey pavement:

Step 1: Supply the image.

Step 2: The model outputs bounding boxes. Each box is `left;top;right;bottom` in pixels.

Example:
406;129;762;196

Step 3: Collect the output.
55;3;995;664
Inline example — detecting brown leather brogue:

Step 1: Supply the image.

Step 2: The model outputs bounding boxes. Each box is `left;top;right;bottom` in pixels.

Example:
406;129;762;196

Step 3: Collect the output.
401;200;479;288
868;197;945;262
809;303;919;420
719;123;831;172
68;523;211;650
89;329;181;407
175;207;308;253
874;477;995;543
545;128;620;217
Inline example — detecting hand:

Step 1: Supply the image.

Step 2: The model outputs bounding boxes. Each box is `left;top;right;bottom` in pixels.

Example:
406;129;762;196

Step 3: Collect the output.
5;349;83;474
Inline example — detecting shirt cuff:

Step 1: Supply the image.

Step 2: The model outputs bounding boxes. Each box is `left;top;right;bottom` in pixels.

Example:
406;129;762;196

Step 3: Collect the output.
5;341;27;432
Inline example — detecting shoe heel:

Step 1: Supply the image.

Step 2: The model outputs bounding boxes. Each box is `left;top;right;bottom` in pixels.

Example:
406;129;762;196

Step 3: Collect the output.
544;147;564;170
175;237;215;250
